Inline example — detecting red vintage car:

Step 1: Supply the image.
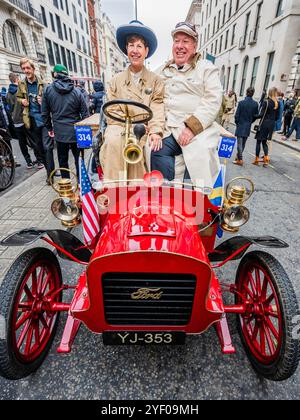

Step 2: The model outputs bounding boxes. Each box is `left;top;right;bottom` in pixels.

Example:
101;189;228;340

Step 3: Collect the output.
0;100;299;382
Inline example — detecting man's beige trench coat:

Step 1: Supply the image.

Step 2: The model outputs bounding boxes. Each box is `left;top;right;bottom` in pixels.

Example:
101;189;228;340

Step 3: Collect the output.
155;53;223;189
100;67;165;181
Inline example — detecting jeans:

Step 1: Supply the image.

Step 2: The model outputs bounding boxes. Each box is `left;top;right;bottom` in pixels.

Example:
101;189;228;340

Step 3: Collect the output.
237;137;247;160
29;118;55;176
151;134;190;181
56;141;80;178
286;117;300;140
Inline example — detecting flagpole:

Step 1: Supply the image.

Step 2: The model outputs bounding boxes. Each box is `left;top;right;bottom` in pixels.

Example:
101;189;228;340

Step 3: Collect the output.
134;0;138;20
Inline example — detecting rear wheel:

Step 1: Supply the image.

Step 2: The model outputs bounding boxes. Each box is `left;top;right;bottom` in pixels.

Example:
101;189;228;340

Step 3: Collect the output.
0;138;15;192
235;251;300;381
0;248;62;380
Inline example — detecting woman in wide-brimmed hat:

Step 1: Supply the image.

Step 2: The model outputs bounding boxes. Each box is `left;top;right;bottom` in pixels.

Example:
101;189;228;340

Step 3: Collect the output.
100;20;165;181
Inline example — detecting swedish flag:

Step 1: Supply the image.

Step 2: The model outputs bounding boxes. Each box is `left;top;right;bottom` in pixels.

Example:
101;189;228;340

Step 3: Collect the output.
210;165;225;207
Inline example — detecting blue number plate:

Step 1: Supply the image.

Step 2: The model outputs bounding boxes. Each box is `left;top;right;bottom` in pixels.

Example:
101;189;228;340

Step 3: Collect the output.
75;126;93;148
218;136;237;159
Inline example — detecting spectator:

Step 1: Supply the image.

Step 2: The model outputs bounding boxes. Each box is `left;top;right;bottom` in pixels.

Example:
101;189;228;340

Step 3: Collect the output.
253;87;279;168
91;80;105;114
282;97;300;142
280;93;297;136
42;64;89;180
1;87;8;111
275;91;284;132
0;94;13;149
222;89;237;129
6;73;39;168
234;87;259;166
77;80;90;111
17;57;55;181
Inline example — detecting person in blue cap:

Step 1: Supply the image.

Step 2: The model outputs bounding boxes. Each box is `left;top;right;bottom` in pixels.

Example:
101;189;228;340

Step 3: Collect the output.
100;20;165;181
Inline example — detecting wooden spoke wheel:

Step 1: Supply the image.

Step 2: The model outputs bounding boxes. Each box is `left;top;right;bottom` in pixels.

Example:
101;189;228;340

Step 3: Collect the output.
235;251;300;381
0;248;62;380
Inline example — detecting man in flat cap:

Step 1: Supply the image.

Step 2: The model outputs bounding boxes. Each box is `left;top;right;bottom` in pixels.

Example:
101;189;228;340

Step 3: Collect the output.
151;22;223;188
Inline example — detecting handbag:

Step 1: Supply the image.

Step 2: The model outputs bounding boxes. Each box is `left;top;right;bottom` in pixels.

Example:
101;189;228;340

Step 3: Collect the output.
254;100;268;134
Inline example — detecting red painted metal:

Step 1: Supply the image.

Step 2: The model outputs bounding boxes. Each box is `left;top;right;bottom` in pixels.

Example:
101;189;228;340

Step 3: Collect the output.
57;315;81;354
11;259;61;363
215;314;236;354
42;237;89;265
236;263;283;365
211;244;251;268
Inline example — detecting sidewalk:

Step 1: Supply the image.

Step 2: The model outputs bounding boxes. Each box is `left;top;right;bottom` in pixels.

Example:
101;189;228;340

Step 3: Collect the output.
271;132;300;153
0;168;62;281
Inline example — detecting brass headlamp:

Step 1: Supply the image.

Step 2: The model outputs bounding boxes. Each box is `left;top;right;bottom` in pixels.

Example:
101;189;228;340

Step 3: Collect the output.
221;177;254;233
50;169;81;228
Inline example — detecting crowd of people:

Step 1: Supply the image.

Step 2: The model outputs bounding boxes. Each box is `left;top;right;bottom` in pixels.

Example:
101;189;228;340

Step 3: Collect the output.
1;18;299;190
0;60;105;185
219;87;299;168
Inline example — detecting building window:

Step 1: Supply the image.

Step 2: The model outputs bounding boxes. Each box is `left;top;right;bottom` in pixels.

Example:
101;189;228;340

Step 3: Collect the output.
82;36;87;54
53;0;59;8
79;56;84;75
79;13;84;30
60;46;68;67
275;0;284;17
65;0;70;15
45;39;55;66
83;0;87;13
60;0;64;10
236;0;240;12
232;64;239;92
72;4;78;24
85;58;89;76
243;13;251;46
69;28;73;44
64;24;68;40
90;61;94;78
214;39;218;55
217;10;221;29
213;16;216;34
3;21;20;53
226;66;231;91
72;52;77;72
85;18;89;35
223;3;227;25
76;30;81;49
88;41;91;56
225;29;229;50
231;24;236;45
254;2;263;41
251;57;260;88
53;42;61;63
240;56;249;96
219;35;223;54
264;52;275;91
41;6;47;27
66;49;73;71
50;13;55;32
228;0;232;18
56;15;63;40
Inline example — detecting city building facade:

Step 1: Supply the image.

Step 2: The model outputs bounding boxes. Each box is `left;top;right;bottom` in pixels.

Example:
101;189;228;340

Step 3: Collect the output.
187;0;300;99
0;0;47;86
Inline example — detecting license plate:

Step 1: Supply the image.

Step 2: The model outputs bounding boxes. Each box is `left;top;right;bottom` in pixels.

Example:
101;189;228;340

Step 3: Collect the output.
103;331;186;346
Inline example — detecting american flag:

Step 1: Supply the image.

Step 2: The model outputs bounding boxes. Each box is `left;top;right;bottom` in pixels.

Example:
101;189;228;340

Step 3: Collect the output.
80;157;100;245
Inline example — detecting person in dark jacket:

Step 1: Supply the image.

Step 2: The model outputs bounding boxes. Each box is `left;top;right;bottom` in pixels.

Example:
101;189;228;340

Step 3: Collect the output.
6;73;40;168
253;87;279;168
77;80;90;111
280;93;297;135
42;64;89;180
233;87;259;166
91;80;105;113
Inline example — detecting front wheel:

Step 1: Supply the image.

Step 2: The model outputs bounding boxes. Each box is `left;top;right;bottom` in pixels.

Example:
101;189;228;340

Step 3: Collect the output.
235;251;300;381
0;248;62;380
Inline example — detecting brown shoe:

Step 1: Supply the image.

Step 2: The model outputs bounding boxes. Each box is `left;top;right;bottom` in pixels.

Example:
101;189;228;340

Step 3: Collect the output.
263;156;270;167
252;157;260;166
233;159;244;166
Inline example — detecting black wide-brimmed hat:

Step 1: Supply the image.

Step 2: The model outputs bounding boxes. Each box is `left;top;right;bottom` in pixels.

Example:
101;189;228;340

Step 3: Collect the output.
116;20;158;58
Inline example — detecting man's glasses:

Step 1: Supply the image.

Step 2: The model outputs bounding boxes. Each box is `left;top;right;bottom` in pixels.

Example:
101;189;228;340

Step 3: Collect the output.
175;22;197;32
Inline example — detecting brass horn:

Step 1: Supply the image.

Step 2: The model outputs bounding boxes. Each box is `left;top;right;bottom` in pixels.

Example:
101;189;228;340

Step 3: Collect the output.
122;118;144;166
49;169;81;228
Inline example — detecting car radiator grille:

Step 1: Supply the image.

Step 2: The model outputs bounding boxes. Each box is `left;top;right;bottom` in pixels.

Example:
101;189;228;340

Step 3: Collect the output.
102;273;196;326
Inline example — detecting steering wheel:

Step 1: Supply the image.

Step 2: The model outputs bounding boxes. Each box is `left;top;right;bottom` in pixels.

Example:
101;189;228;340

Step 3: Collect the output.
102;99;153;124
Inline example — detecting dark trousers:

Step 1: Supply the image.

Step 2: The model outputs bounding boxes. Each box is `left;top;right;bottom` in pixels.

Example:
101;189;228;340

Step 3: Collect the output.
14;126;37;164
151;134;190;181
237;137;248;160
56;141;80;178
256;139;268;157
283;114;293;135
29;118;55;176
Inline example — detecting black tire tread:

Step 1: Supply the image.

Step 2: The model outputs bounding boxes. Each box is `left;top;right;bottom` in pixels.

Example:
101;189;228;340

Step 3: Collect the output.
0;248;61;380
236;251;300;381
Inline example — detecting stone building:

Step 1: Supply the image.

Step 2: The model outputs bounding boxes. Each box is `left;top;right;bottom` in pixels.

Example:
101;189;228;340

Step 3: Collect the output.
0;0;47;86
187;0;300;99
